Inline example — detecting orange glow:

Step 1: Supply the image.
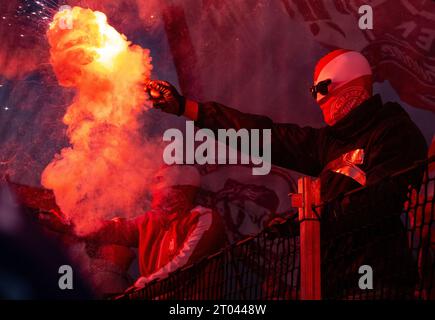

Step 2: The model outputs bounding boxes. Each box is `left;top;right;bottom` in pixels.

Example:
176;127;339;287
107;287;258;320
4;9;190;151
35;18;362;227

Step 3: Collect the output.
42;7;159;235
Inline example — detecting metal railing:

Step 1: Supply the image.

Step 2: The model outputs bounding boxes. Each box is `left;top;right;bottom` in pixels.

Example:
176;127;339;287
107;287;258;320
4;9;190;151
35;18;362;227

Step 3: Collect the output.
121;157;435;300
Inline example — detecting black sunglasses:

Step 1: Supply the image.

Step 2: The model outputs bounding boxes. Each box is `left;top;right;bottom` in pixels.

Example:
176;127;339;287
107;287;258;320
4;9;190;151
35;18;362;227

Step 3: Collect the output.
310;79;332;99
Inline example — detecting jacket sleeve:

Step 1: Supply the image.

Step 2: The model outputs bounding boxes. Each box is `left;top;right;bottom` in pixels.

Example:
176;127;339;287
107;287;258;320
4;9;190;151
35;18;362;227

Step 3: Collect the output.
195;101;323;176
87;216;141;248
141;208;223;283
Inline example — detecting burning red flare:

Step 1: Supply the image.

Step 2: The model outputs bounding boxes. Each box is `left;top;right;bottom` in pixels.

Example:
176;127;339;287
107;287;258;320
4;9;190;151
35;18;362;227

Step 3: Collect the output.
42;7;160;235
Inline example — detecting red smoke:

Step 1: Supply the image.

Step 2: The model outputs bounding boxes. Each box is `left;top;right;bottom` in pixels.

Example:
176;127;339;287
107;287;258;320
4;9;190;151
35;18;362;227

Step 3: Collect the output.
41;7;161;235
0;0;162;80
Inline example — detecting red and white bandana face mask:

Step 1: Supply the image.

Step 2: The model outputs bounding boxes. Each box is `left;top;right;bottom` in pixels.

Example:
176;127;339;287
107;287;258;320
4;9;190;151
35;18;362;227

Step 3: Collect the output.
313;49;373;126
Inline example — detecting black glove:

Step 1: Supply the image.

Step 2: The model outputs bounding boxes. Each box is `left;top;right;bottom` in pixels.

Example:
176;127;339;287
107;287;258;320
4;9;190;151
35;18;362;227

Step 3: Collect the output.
145;80;186;116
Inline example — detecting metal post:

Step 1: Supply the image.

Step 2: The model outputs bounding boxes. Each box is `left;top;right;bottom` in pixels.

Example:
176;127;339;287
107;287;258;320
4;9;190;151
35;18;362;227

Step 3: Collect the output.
290;176;321;300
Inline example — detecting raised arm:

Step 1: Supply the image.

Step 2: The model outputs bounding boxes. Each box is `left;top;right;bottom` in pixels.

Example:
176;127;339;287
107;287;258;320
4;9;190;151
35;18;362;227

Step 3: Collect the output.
145;80;323;176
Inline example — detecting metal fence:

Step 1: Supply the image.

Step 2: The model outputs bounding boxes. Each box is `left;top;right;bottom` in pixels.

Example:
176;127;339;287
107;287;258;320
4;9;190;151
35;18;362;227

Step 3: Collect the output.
121;156;435;300
124;215;300;300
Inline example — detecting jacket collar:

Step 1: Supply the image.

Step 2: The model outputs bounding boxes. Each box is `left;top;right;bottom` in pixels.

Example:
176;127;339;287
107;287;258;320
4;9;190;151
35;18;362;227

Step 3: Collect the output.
325;94;383;140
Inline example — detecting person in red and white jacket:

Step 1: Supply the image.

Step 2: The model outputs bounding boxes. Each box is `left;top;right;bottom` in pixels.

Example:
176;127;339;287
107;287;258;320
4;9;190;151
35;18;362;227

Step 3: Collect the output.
88;165;226;291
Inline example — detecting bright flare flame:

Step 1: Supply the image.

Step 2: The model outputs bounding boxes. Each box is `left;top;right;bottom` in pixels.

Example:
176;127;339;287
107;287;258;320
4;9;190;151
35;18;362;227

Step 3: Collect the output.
42;7;161;235
93;12;127;66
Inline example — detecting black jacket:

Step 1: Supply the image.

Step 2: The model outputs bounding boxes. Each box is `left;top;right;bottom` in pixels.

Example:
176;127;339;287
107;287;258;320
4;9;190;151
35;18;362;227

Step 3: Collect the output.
195;94;428;298
196;94;427;200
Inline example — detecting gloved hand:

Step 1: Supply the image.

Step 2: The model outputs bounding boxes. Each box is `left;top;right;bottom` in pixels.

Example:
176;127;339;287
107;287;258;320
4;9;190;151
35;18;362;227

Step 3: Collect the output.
145;80;185;116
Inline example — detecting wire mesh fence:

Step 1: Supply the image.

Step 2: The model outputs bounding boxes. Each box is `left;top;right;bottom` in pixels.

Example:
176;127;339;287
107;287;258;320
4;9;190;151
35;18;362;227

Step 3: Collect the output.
121;157;435;300
124;216;300;300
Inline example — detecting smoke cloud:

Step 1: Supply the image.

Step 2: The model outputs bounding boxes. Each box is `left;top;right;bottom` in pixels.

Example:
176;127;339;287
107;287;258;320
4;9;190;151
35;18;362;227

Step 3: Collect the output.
41;7;162;235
